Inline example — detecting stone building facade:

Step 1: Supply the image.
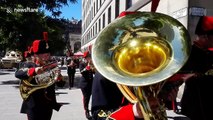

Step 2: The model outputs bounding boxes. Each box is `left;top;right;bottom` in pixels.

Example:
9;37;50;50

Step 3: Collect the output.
81;0;213;51
66;19;82;54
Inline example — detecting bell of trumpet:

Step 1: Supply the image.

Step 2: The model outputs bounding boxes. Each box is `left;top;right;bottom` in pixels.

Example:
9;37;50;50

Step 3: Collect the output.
92;11;191;120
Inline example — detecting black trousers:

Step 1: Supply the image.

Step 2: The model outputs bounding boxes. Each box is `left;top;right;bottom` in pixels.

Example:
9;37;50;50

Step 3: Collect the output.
81;85;92;111
27;108;53;120
68;72;75;87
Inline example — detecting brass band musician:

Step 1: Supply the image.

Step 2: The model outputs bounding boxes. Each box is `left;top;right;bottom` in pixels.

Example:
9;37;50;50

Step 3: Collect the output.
90;10;190;120
180;16;213;120
15;38;63;120
79;51;95;119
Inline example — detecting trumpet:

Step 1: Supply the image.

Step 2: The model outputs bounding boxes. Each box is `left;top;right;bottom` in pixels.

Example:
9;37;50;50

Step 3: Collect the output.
92;12;191;120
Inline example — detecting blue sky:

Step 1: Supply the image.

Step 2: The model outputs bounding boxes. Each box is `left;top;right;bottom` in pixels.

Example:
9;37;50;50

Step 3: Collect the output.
43;0;82;20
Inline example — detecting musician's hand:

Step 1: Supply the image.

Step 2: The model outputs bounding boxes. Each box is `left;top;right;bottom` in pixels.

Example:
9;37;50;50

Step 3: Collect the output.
182;73;196;81
133;97;159;118
133;102;143;118
35;67;43;74
86;66;91;70
55;69;61;74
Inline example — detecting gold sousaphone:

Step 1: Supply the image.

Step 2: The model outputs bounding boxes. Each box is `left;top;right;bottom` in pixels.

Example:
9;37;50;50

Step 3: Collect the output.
92;12;191;120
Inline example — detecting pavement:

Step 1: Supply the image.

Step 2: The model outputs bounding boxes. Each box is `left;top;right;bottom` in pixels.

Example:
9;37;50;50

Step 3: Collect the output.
0;67;88;120
0;66;188;120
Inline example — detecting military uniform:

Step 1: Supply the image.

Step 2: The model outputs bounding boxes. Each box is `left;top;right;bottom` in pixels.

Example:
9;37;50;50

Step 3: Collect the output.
15;38;62;120
91;70;189;120
180;16;213;120
180;44;213;120
91;71;130;120
66;57;76;88
15;62;61;120
79;52;95;119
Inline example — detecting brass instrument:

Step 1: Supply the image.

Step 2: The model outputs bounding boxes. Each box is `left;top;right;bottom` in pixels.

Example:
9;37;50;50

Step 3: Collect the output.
19;61;64;100
92;12;191;120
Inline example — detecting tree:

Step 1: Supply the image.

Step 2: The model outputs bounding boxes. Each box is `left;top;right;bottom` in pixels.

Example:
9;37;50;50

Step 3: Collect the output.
0;0;77;56
0;0;77;17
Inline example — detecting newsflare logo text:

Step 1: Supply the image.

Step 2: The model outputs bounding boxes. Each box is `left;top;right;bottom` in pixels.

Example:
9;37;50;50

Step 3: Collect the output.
2;7;39;13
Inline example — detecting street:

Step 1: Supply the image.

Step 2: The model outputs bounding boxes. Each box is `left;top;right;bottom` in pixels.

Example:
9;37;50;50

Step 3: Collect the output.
0;68;88;120
0;67;187;120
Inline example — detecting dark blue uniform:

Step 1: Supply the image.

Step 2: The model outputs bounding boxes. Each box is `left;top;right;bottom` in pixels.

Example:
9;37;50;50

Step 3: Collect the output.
91;71;129;120
180;44;213;120
66;57;76;88
15;61;61;120
79;61;95;119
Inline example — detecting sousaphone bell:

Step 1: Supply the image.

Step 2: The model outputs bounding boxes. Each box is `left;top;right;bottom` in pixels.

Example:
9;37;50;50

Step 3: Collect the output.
92;12;191;120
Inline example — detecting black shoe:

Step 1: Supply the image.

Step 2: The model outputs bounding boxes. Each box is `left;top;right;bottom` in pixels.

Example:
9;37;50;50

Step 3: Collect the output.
53;103;63;111
85;111;92;120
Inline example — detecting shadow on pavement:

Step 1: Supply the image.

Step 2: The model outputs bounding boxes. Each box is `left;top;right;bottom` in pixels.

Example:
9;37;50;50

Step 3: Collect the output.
0;72;10;75
55;91;68;95
0;73;82;91
58;102;70;105
167;116;190;120
0;79;20;85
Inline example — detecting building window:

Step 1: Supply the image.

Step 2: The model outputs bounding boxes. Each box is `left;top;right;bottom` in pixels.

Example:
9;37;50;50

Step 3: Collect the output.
115;0;120;18
126;0;132;10
102;13;105;28
96;0;98;12
99;18;101;32
93;26;94;36
95;22;97;34
94;2;95;15
108;6;111;24
91;7;93;18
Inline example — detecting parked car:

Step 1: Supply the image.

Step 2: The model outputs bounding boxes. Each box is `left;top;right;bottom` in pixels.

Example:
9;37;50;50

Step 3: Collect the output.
0;50;23;69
